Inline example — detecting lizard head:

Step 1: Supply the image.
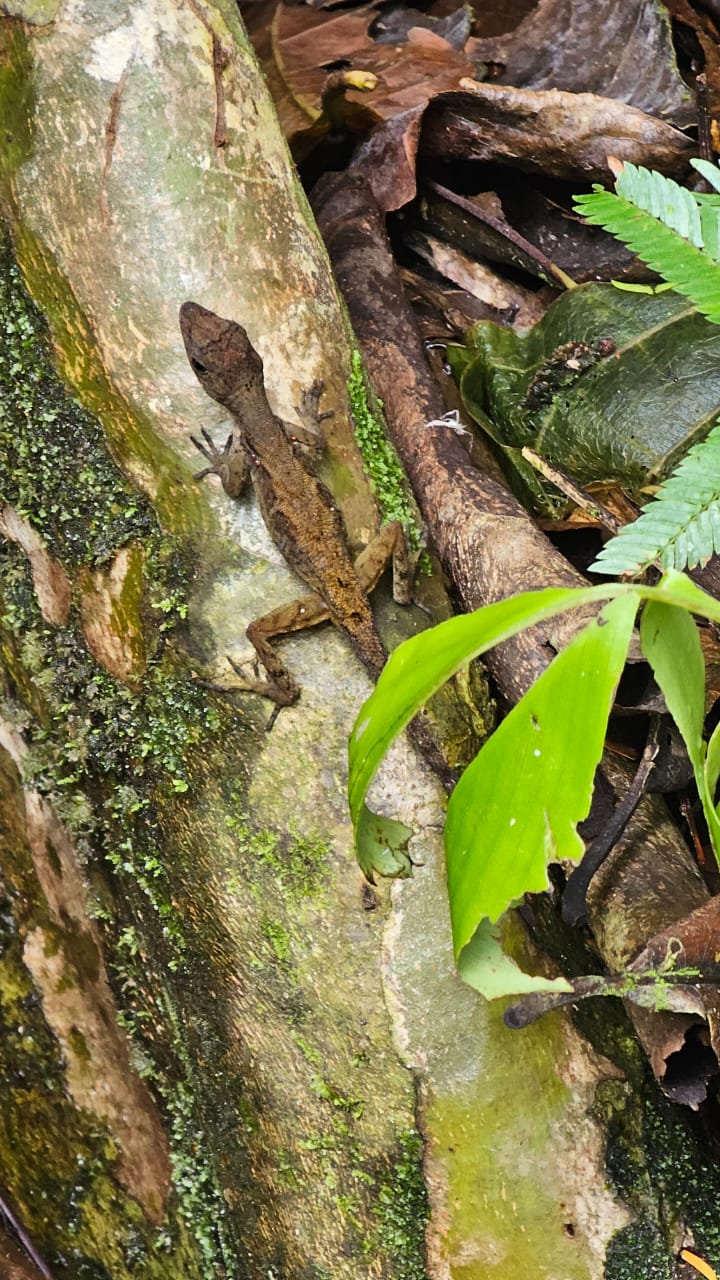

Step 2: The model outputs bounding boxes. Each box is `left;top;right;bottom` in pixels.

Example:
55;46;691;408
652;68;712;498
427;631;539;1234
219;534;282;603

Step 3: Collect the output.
179;301;263;402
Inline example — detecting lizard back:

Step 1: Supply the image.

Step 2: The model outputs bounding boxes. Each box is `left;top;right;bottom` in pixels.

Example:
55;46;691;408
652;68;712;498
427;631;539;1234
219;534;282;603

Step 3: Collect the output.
180;302;388;678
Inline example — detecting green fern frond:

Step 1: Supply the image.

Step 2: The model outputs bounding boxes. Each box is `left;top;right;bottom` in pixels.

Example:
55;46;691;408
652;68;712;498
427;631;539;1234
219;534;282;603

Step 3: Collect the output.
615;161;720;263
590;421;720;576
615;162;707;248
692;157;720;194
571;163;720;576
574;187;720;324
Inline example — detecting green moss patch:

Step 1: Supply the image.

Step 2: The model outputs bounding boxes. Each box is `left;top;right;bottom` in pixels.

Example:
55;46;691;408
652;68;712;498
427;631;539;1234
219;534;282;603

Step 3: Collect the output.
0;817;209;1279
599;1079;720;1276
0;229;240;1272
374;1129;430;1280
0;239;155;565
0;23;35;185
348;351;421;548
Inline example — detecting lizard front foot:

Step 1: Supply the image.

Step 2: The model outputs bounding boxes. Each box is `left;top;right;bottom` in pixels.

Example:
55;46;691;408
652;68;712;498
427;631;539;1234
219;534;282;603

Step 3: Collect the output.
288;380;333;456
190;427;249;499
190;426;231;477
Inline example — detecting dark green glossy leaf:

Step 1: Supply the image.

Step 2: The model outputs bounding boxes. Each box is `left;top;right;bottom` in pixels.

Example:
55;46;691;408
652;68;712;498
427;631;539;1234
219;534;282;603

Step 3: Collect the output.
457;283;720;493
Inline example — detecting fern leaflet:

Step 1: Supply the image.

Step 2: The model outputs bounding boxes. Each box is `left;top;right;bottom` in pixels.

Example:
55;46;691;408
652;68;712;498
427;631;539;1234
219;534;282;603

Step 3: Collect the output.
615;160;720;263
573;187;720;324
616;162;708;248
590;421;720;575
692;157;720;194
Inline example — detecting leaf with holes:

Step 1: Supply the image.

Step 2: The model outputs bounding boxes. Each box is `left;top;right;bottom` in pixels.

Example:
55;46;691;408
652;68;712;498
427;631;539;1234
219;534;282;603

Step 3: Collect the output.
453;283;720;499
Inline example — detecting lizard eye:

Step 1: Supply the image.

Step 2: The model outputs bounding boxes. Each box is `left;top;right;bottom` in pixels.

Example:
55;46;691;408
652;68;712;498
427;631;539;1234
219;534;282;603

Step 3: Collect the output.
190;357;208;375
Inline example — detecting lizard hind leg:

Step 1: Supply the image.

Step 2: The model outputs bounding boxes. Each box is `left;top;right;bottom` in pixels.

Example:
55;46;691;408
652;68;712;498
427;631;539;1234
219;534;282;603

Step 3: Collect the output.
354;521;415;605
295;379;333;436
284;379;331;460
226;587;334;723
223;525;416;723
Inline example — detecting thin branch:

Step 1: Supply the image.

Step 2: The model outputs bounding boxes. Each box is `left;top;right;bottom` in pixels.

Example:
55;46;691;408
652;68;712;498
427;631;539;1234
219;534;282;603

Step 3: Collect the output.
425;180;577;291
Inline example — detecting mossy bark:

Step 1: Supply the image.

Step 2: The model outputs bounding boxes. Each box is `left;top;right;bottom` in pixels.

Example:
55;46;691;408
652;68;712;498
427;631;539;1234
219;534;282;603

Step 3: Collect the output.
0;4;438;1275
0;4;684;1280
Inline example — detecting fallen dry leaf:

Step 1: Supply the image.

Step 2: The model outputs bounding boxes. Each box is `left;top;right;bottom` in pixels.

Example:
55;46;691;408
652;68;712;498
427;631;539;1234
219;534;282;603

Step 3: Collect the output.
272;1;474;123
470;0;695;126
623;896;720;1107
629;895;720;981
405;230;547;327
422;80;695;182
350;103;426;209
664;0;720;120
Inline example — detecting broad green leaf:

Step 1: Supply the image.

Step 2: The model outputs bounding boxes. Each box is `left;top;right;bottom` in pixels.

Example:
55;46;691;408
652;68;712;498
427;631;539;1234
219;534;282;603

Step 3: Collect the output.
349;570;720;883
457;917;573;999
456;283;720;495
348;565;720;844
348;582;630;826
445;594;639;954
640;601;705;772
348;568;720;993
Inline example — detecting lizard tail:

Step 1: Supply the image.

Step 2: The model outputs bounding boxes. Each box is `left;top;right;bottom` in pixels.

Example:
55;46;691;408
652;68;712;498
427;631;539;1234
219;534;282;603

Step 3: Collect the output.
349;621;387;683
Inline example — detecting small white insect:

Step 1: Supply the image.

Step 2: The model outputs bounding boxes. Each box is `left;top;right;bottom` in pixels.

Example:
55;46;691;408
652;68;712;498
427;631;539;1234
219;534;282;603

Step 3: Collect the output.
425;409;473;440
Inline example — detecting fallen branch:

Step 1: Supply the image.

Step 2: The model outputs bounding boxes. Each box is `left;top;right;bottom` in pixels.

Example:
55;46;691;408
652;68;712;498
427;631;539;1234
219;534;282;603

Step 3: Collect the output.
312;170;717;1102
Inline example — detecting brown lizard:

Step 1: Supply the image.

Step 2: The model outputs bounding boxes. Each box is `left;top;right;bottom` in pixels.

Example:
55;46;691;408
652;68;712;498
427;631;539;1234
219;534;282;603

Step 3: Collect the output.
179;301;452;783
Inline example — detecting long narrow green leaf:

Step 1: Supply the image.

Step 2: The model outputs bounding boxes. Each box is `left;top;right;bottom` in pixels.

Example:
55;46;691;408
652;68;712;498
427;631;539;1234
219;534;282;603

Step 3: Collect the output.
348;583;629;826
641;601;720;861
640;602;705;773
704;721;720;821
590;420;720;575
